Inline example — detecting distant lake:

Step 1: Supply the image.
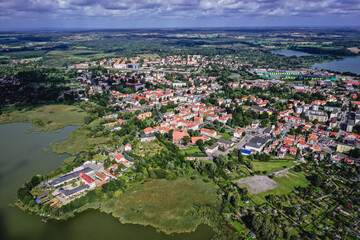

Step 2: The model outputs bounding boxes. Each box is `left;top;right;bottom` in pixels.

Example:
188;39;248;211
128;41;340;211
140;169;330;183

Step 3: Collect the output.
0;123;214;240
271;49;315;57
313;56;360;75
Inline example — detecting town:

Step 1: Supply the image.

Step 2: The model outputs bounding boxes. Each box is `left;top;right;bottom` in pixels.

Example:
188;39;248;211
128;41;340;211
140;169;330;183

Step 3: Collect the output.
5;51;359;239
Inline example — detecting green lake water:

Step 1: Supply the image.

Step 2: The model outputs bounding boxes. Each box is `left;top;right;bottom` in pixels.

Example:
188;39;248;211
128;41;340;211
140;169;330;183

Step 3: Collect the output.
0;123;214;240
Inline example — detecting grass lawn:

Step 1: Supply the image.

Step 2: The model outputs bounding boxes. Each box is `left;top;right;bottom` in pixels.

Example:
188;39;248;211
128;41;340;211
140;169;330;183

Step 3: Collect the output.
182;146;202;154
252;159;296;174
100;176;221;234
0;104;87;131
219;132;233;140
50;128;109;155
250;171;309;204
91;154;108;162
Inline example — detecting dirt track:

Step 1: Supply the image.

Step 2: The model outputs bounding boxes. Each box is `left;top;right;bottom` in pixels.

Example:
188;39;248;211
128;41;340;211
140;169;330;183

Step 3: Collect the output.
234;175;279;194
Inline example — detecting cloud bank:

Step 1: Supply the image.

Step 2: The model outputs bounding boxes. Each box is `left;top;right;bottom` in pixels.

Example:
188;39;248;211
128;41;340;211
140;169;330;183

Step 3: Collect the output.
1;0;360;29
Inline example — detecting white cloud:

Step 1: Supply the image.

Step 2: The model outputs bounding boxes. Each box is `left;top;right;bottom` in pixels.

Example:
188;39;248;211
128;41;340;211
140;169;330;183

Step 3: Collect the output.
1;0;360;20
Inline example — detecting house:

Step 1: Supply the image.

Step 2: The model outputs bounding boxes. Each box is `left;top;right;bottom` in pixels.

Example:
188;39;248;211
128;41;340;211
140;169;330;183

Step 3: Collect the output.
201;128;217;137
219;114;232;124
137;112;152;120
277;151;286;158
194;115;203;124
115;154;126;163
330;152;340;162
329;117;337;128
111;164;119;170
264;147;271;154
280;145;290;153
307;134;318;145
144;127;154;134
344;158;355;164
251;120;260;129
117;119;125;125
140;133;156;142
245;137;271;152
218;139;233;149
95;171;109;181
346;120;354;132
206;143;219;154
172;131;190;144
234;129;244;138
312;145;321;152
191;136;209;144
103;113;118;119
124;143;132;152
290;147;297;156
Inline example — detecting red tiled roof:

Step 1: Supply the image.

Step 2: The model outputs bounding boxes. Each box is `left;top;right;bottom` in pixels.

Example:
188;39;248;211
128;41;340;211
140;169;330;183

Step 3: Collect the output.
201;128;216;134
96;171;107;180
115;154;125;161
98;181;107;187
79;172;95;184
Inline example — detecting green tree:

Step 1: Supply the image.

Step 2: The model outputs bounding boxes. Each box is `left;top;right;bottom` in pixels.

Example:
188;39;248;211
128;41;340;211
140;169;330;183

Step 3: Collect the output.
183;136;190;145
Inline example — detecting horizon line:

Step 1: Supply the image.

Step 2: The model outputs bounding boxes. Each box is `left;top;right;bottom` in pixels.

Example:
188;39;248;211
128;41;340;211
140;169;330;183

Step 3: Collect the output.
1;26;360;32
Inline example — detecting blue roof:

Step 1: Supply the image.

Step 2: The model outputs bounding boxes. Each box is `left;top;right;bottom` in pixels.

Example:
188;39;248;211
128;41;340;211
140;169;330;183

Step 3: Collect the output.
241;149;252;155
35;199;43;204
59;184;90;197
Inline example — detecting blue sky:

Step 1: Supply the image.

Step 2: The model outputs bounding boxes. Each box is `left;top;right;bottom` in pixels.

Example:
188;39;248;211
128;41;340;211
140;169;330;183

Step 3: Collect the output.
1;0;360;30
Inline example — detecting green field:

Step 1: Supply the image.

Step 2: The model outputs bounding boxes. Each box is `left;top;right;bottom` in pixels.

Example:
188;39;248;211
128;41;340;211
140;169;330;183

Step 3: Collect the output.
0;104;87;131
100;176;221;234
182;146;203;154
4;50;48;59
252;158;296;174
251;171;309;204
91;154;108;162
50;128;109;155
219;132;233;140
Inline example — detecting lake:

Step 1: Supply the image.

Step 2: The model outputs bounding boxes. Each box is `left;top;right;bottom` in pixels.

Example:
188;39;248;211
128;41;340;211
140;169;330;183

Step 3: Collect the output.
271;49;315;57
313;56;360;75
0;123;214;240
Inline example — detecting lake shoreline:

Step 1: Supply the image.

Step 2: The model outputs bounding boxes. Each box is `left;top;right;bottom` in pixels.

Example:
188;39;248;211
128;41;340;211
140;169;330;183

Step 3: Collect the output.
0;123;215;240
272;49;360;75
14;196;215;236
